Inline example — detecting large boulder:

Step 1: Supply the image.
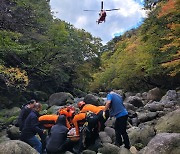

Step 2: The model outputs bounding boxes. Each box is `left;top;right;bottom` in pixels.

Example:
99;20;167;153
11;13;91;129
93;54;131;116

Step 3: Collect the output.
84;94;100;106
137;111;158;123
104;127;116;143
124;103;137;111
0;107;21;117
128;125;156;147
0;140;38;154
119;146;132;154
98;143;120;154
0;135;10;144
147;87;164;101
139;133;180;154
155;108;180;133
47;105;61;114
124;96;144;108
48;92;74;106
144;101;164;112
160;90;178;102
99;131;112;144
0;107;20;128
7;126;20;140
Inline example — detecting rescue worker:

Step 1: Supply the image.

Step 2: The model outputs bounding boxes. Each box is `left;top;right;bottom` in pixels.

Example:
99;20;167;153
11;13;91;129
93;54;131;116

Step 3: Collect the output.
72;112;96;154
78;101;109;131
72;102;102;152
58;106;75;129
72;112;86;136
104;90;130;149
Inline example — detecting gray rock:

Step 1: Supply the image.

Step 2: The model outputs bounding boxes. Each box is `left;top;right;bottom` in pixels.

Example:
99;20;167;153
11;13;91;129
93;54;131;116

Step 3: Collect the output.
48;92;74;106
147;87;164;101
0;107;21;117
64;151;74;154
0;135;10;143
125;96;144;108
98;92;107;97
74;97;84;104
142;92;148;100
139;133;180;154
128;125;155;147
118;146;132;154
82;150;96;154
155;108;180;133
104;127;116;143
124;103;137;111
138;111;158;123
47;105;61;114
7;125;20;140
98;143;120;154
160;90;178;103
135;93;142;98
162;101;176;108
144;101;164;112
0;140;38;154
99;131;112;143
104;117;115;128
84;94;99;106
125;92;136;98
113;90;124;96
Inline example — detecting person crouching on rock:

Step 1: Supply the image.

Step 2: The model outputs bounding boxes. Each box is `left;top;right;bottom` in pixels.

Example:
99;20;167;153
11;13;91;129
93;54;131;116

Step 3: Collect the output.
46;115;73;154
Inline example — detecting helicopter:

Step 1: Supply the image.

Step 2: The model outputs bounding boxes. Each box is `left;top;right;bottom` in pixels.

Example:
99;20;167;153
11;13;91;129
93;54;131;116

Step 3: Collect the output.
84;1;120;24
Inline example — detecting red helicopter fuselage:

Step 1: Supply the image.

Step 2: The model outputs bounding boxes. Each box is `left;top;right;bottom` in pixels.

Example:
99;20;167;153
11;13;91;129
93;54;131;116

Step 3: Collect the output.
97;10;107;24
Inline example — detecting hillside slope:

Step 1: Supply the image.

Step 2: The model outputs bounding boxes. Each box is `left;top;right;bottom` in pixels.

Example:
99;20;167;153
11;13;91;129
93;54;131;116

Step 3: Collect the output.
90;0;180;92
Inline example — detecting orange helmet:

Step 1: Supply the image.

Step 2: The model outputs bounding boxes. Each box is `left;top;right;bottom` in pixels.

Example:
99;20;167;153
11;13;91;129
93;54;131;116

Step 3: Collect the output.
78;101;85;109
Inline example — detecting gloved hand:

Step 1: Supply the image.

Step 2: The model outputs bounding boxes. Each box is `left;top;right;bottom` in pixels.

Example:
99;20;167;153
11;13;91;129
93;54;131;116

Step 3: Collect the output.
102;111;106;119
83;122;88;127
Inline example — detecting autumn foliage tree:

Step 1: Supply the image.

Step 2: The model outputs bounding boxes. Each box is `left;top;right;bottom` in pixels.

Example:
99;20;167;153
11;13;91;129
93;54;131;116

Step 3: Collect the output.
90;0;180;92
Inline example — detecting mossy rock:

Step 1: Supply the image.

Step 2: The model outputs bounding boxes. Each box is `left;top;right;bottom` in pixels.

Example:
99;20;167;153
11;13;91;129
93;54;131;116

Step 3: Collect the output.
155;109;180;133
0;107;20;117
47;105;61;114
6;116;18;125
134;143;144;150
41;103;49;110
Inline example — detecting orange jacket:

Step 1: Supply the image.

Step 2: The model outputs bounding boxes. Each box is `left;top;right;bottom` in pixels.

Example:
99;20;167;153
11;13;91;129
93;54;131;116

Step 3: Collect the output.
39;114;71;129
80;104;105;114
39;115;58;128
72;113;86;136
58;106;75;118
58;106;75;128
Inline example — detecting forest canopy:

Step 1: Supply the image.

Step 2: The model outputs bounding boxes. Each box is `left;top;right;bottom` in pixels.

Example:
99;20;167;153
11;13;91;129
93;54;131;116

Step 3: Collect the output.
0;0;102;105
0;0;179;106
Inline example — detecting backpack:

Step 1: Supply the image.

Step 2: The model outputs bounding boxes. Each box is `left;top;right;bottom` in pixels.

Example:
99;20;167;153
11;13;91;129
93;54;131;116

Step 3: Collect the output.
85;111;98;132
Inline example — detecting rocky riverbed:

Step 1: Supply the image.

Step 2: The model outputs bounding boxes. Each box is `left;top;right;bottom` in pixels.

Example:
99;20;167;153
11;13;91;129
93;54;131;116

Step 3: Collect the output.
0;87;179;154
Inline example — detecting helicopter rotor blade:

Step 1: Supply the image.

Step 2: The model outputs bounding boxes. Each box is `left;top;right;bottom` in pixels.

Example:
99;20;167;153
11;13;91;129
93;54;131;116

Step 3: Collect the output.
83;10;99;11
101;1;103;10
105;8;120;11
